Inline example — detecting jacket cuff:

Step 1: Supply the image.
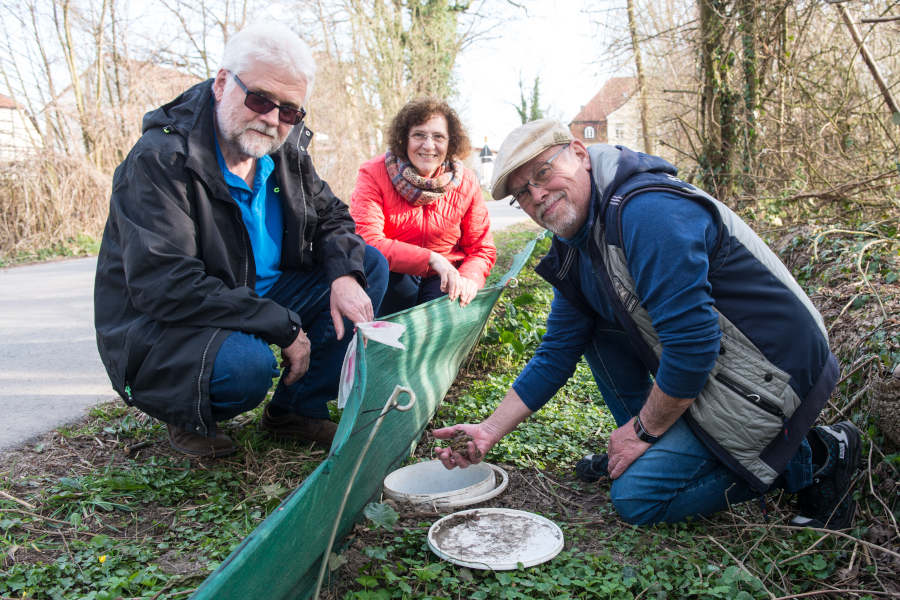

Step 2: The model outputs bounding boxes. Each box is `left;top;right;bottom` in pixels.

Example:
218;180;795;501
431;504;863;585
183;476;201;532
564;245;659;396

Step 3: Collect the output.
271;309;302;348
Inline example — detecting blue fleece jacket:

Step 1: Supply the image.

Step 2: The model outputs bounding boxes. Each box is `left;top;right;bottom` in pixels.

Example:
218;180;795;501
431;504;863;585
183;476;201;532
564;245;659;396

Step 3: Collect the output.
512;181;721;411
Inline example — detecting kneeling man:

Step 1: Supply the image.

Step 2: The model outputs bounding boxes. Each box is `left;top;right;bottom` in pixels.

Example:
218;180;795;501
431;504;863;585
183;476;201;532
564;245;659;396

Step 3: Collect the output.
436;120;860;529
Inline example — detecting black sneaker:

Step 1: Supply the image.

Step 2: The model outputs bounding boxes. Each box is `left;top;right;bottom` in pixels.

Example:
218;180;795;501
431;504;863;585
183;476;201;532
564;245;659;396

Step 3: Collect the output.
575;453;609;483
790;421;862;529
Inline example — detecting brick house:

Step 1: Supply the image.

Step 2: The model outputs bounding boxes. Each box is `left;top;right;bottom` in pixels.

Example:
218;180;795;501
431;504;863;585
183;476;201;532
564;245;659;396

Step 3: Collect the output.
569;77;645;151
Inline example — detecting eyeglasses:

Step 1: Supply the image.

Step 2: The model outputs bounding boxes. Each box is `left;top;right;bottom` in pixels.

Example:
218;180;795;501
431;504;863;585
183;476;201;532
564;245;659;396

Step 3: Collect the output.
409;131;449;145
230;72;306;125
509;143;571;207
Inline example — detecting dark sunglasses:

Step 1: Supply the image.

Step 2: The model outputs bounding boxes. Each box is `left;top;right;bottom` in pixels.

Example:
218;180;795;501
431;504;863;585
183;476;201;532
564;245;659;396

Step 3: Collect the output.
230;72;306;125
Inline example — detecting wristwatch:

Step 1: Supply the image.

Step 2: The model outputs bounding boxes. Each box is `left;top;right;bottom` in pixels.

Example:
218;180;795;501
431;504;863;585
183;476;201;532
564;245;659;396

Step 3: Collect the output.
633;414;661;444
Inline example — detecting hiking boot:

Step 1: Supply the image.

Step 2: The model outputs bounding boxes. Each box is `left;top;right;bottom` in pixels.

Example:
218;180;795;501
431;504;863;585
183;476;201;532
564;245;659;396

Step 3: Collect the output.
167;424;236;458
790;421;862;529
575;453;610;483
260;405;337;445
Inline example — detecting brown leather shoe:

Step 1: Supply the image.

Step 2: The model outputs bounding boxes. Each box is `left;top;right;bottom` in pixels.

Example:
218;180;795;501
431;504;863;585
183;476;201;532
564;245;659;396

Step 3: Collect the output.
167;424;236;458
260;405;337;445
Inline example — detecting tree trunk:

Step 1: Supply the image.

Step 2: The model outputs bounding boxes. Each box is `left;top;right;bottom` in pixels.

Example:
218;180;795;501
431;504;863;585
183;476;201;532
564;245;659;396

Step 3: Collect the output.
738;0;757;192
55;0;95;159
628;0;653;154
698;0;738;198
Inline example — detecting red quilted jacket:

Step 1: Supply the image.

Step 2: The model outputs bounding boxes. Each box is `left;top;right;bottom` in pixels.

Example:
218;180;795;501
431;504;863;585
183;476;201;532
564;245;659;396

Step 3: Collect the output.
350;154;497;286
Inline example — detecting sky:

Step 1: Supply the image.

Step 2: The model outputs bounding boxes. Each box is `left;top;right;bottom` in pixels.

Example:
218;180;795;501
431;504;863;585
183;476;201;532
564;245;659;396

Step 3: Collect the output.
454;1;625;151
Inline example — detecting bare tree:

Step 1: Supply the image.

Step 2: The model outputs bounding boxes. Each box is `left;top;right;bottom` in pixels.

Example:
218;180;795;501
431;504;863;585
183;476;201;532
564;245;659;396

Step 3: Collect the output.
591;0;898;209
293;0;491;199
156;0;253;77
627;0;653;154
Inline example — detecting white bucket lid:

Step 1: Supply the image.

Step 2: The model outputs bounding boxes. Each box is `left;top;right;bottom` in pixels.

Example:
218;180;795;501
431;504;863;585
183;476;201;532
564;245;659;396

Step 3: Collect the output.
427;508;564;570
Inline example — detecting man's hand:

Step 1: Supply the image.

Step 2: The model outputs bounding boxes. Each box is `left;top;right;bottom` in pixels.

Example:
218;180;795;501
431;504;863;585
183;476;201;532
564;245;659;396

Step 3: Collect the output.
607;385;694;479
280;329;311;386
330;275;374;340
428;252;462;302
607;417;651;479
433;423;500;469
434;389;533;469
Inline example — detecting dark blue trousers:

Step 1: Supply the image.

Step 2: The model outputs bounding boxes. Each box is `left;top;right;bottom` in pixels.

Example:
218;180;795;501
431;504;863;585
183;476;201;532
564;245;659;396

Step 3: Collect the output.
377;272;445;317
209;245;387;421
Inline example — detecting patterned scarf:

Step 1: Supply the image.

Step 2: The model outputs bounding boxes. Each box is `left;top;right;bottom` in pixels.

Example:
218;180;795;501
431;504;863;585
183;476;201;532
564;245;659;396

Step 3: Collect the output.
384;151;463;207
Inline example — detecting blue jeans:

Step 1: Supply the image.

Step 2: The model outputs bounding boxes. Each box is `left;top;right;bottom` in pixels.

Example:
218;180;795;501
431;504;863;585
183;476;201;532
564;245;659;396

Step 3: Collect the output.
583;326;813;525
209;245;388;421
377;272;445;317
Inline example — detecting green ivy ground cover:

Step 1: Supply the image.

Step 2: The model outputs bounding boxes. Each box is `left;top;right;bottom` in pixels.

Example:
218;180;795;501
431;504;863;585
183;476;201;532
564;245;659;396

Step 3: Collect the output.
0;222;897;600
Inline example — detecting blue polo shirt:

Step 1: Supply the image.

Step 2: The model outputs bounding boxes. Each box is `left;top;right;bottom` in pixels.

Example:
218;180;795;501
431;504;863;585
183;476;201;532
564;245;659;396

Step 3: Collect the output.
214;137;283;296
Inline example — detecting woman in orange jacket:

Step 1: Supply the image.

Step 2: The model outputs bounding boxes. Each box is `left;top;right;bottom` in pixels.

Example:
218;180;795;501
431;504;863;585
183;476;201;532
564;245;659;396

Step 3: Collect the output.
350;98;497;316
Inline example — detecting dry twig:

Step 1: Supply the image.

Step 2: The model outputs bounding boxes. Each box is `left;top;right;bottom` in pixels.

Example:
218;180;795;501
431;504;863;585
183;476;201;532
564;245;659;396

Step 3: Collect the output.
866;443;899;536
706;535;777;599
771;589;898;599
0;489;35;510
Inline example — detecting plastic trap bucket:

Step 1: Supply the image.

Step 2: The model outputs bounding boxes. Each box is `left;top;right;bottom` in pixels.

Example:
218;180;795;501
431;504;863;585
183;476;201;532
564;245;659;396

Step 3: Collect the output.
382;459;508;508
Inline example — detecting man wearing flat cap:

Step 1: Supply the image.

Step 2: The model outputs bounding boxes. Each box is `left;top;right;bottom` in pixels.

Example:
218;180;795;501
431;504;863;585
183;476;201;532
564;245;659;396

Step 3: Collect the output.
435;119;861;528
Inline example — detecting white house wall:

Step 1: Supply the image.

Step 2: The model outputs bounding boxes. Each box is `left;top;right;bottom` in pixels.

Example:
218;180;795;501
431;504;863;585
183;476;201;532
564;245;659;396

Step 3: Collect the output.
0;108;42;162
605;96;644;152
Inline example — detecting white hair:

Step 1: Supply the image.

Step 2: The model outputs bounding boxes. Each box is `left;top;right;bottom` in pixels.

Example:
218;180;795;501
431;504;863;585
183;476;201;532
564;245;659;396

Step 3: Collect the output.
220;23;316;102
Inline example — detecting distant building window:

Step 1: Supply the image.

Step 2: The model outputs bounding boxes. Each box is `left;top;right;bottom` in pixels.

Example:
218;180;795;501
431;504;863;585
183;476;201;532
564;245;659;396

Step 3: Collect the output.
614;124;625;139
584;126;595;139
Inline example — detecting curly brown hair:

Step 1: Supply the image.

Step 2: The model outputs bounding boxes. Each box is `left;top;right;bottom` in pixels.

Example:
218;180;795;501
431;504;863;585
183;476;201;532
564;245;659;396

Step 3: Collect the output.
387;98;472;162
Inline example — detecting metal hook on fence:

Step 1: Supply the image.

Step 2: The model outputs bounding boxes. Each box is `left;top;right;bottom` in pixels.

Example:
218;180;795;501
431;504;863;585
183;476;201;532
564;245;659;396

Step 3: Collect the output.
313;385;416;600
345;392;415;441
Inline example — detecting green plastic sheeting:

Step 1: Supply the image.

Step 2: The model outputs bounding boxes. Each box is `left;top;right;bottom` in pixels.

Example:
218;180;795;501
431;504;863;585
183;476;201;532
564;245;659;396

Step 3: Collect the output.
190;233;543;600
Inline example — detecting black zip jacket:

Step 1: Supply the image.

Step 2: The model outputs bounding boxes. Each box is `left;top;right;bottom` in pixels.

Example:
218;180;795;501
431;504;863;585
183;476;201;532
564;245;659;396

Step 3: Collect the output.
94;80;366;437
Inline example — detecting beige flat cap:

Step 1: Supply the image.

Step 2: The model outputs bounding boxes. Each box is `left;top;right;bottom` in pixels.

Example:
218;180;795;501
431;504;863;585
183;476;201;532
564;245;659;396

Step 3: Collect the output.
490;119;574;200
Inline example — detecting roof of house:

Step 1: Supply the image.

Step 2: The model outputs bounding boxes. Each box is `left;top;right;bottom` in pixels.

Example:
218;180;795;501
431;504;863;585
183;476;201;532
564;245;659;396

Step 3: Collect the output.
49;58;200;112
0;93;20;109
569;77;636;124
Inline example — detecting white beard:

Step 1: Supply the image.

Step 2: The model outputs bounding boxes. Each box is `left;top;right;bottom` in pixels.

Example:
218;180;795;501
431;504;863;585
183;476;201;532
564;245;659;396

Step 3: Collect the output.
216;103;287;159
535;192;581;238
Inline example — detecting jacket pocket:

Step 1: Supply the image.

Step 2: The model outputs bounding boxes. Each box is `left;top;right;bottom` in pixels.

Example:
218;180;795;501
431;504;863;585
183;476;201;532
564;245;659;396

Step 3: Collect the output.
714;373;786;421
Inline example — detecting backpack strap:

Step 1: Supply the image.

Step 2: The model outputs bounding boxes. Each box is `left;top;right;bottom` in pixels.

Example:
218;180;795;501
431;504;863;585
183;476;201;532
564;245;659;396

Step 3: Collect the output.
605;183;724;252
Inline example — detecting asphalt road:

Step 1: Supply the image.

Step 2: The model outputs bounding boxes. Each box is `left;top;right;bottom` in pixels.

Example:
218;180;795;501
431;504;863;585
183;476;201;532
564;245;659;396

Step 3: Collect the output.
0;201;532;453
0;257;114;451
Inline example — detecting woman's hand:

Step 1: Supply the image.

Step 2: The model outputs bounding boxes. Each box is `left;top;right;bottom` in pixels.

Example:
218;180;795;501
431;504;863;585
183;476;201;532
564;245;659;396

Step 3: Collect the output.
458;276;479;307
428;252;462;301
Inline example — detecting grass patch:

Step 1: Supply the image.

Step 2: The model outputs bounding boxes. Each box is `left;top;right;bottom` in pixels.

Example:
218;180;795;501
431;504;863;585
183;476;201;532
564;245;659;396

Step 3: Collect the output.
0;223;897;599
0;233;100;267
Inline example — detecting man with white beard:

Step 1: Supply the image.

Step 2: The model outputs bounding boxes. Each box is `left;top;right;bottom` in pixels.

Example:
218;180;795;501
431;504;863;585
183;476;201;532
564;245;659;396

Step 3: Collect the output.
435;119;860;529
94;24;387;458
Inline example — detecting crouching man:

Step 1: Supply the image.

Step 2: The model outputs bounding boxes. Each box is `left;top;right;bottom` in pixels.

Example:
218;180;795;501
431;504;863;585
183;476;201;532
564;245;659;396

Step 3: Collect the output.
94;24;387;458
